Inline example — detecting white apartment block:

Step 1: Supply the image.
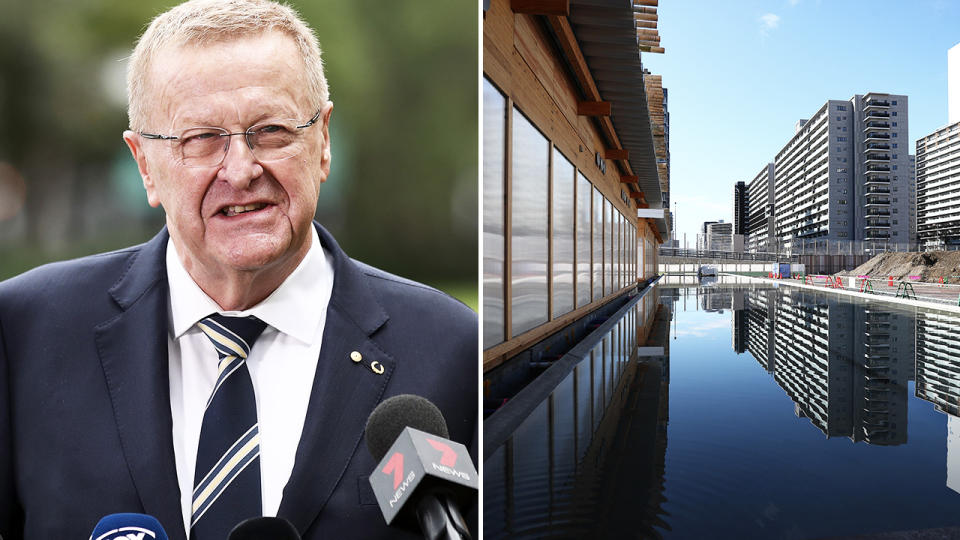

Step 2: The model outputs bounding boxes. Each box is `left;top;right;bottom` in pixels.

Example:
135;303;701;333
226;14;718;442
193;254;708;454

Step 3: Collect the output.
744;93;910;252
916;122;960;248
706;221;733;250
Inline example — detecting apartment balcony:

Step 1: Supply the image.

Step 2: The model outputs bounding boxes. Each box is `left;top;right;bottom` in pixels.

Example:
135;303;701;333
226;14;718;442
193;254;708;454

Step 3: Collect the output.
866;165;891;173
864;154;891;163
864;310;890;323
865;143;891;150
865;132;891;141
865;208;891;216
867;187;891;194
864;99;891;109
865;221;891;229
864;121;891;131
865;176;890;185
865;111;891;119
865;231;891;239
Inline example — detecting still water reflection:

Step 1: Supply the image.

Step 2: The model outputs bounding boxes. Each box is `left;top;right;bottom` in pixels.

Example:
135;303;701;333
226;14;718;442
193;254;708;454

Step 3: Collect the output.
484;279;960;539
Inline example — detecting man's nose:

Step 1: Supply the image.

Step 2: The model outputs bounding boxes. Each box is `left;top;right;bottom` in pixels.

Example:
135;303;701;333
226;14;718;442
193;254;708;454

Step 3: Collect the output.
217;133;263;188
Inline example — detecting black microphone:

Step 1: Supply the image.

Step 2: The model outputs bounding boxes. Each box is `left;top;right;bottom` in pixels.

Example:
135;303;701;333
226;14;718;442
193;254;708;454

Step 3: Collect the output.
365;394;477;540
89;513;169;540
228;516;301;539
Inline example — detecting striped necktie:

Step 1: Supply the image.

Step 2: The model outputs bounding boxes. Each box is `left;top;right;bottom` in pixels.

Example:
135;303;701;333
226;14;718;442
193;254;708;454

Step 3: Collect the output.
191;314;267;540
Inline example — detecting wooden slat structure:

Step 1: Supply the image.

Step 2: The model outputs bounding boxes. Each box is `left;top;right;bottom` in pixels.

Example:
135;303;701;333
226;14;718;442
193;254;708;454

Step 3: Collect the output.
482;0;671;372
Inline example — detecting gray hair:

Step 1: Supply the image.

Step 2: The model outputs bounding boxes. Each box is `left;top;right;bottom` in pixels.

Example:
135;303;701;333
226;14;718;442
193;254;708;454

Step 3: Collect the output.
126;0;328;131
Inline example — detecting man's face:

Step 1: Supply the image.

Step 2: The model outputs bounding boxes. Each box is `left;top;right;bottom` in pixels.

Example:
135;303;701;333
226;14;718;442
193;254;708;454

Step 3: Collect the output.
124;31;333;280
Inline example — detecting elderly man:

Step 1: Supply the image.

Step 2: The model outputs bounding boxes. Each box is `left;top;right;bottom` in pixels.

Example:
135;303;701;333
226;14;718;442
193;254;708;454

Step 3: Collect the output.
0;1;477;539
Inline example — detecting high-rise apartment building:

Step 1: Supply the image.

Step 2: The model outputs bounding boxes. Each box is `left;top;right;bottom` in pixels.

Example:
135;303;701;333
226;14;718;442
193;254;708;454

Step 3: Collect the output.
743;93;910;252
745;163;775;252
909;154;917;248
733;181;747;235
916;123;960;248
916;44;960;250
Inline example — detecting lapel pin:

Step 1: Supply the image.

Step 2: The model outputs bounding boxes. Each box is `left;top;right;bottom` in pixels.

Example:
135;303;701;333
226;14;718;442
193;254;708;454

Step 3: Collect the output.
370;361;384;375
350;351;362;363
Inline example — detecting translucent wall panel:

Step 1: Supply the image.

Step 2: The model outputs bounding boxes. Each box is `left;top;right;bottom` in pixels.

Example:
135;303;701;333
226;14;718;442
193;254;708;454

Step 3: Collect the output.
604;199;612;296
510;109;549;337
576;173;591;307
552;149;574;318
482;79;505;348
593;188;603;300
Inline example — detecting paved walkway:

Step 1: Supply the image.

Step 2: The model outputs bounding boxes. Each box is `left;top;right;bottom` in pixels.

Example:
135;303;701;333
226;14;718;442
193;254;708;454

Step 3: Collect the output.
732;273;960;314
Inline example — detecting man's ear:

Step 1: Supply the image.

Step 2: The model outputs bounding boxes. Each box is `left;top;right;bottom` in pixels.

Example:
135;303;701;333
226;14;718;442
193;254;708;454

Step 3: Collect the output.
318;101;333;182
123;130;161;208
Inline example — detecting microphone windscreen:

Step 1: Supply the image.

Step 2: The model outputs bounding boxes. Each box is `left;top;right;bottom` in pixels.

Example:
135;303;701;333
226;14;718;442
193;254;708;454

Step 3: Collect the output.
228;517;301;539
365;394;450;462
89;513;169;540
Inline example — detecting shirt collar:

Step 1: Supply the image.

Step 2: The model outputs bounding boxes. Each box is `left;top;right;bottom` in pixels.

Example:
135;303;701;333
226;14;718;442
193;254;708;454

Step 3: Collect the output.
166;227;332;344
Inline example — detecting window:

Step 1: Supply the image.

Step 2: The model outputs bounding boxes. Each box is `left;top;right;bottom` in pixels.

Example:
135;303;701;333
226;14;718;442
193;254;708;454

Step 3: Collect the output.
482;79;506;348
893;154;897;159
893;219;898;224
892;100;897;105
893;111;897;116
576;172;591;308
893;143;898;148
836;116;841;121
510;108;549;337
893;165;898;170
893;122;897;127
837;137;847;142
593;188;602;300
837;105;847;111
837;168;847;173
839;199;847;205
892;132;898;137
893;208;898;213
842;189;847;194
842;127;847;132
893;198;898;203
552;148;574;318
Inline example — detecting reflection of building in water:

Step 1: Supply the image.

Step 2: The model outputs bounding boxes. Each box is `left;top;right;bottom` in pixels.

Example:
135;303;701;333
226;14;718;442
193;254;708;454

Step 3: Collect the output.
732;308;747;354
738;289;911;445
743;289;777;372
852;305;913;445
915;310;960;493
700;288;732;313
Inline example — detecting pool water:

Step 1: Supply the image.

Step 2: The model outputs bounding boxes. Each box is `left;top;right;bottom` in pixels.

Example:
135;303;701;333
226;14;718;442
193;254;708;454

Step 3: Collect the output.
483;279;960;539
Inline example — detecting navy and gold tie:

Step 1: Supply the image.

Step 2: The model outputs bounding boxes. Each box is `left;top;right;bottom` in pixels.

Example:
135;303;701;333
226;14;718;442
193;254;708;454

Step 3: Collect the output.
191;314;267;540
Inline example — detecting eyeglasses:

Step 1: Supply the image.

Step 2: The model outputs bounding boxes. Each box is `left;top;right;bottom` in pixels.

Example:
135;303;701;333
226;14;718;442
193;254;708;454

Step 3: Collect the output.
139;110;322;168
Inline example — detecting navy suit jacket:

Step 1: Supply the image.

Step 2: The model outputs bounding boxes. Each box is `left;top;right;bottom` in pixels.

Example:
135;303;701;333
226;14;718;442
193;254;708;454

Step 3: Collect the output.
0;223;477;539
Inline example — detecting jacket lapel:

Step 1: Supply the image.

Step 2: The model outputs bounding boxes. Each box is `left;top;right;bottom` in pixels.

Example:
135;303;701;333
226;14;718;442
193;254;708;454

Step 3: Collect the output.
94;229;187;540
277;224;395;534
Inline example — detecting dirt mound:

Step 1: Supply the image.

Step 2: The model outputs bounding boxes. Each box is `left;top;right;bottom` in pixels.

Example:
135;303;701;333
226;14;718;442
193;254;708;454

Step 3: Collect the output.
840;251;960;282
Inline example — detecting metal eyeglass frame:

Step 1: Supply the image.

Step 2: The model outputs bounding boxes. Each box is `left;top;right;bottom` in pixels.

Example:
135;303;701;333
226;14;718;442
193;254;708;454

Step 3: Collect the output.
138;109;322;167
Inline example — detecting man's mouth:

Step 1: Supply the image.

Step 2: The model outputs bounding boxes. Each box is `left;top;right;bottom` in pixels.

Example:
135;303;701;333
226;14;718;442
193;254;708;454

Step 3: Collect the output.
221;203;268;217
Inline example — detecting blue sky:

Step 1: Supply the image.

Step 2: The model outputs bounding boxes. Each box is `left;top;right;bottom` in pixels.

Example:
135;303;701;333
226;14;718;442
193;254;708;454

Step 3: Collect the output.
641;0;960;245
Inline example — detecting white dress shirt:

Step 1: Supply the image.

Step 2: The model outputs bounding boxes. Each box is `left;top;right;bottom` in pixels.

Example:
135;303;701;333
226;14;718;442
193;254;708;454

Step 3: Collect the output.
165;228;335;534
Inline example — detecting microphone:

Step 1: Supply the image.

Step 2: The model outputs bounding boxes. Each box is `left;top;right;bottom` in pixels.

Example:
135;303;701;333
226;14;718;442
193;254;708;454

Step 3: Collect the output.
365;394;477;540
89;513;169;540
228;517;301;539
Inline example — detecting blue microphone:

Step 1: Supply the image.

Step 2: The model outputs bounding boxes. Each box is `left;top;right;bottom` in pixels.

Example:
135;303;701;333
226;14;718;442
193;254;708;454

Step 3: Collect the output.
89;513;169;540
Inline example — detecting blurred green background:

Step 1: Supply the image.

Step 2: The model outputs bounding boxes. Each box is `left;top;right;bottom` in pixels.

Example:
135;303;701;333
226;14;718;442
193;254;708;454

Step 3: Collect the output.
0;0;478;309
